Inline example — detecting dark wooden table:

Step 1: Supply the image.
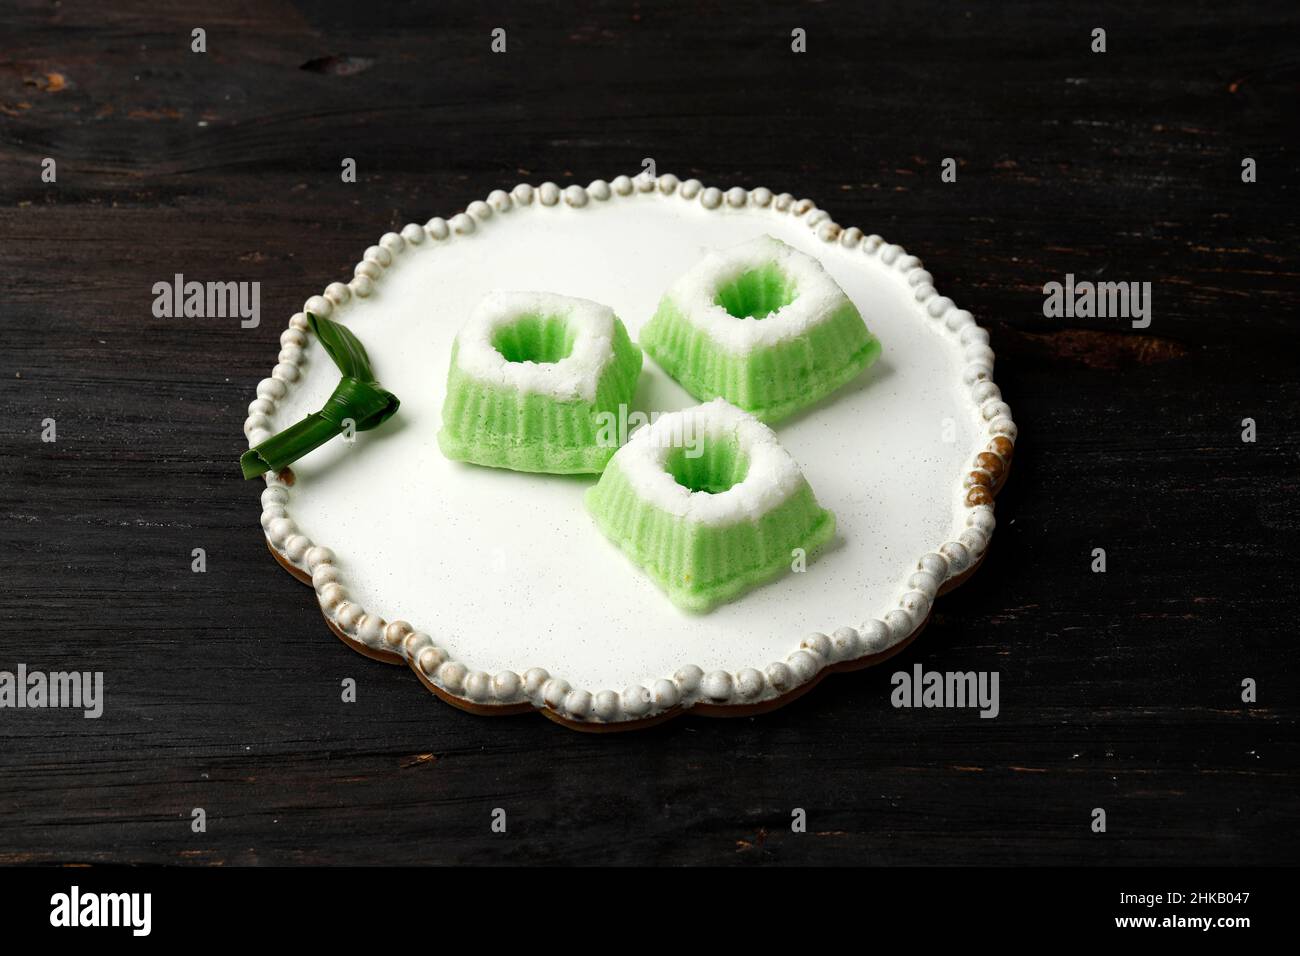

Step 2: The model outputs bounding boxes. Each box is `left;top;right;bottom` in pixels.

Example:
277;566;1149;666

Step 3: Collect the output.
1;1;1296;866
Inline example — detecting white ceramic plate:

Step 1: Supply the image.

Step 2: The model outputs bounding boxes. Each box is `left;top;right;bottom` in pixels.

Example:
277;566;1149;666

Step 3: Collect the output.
248;175;1016;731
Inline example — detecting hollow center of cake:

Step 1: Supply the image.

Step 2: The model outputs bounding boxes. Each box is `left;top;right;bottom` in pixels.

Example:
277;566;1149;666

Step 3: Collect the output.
714;263;798;320
664;434;750;495
491;313;578;364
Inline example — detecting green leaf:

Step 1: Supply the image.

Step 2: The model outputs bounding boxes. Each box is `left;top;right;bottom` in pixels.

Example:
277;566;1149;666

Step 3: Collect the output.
240;314;399;479
240;413;339;479
309;311;375;381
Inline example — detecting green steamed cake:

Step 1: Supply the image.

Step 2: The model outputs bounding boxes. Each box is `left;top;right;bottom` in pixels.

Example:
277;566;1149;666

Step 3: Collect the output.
438;291;643;474
586;398;835;612
640;234;881;422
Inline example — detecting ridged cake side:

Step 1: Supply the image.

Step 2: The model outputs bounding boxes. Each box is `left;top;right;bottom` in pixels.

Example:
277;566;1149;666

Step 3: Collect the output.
439;318;642;473
586;458;836;612
640;298;880;422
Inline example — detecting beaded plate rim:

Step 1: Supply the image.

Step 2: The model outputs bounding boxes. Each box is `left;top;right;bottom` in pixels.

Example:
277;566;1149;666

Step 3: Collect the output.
247;172;1017;731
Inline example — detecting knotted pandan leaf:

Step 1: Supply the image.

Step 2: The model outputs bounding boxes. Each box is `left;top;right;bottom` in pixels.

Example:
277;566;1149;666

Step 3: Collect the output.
240;312;399;479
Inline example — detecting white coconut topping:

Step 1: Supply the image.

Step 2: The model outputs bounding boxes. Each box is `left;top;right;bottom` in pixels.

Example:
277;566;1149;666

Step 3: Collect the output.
454;290;617;402
663;234;854;354
612;398;805;527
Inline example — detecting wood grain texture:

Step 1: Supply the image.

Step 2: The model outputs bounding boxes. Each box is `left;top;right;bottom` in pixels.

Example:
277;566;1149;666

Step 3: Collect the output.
0;0;1297;865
